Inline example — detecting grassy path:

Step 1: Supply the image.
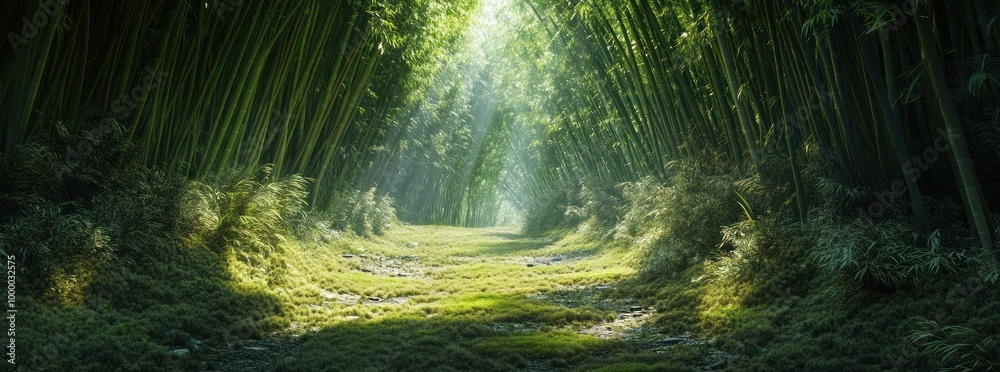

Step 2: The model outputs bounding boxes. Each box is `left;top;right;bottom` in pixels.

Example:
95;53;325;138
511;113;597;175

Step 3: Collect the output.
199;225;722;371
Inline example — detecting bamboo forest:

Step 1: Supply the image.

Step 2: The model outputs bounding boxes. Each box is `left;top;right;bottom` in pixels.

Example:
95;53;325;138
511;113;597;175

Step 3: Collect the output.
3;0;1000;370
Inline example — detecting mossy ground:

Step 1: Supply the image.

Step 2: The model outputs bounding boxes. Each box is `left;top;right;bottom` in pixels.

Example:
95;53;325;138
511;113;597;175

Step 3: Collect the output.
636;246;1000;371
20;225;705;371
256;225;704;371
21;223;998;371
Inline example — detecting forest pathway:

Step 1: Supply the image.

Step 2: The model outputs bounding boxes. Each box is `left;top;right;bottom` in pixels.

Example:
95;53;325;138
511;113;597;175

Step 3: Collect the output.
197;226;733;371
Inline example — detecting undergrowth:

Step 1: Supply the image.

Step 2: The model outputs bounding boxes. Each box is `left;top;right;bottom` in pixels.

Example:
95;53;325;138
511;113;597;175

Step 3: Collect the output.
328;188;396;237
598;152;1000;371
178;165;309;285
6;119;1000;371
810;212;987;287
909;317;1000;371
1;120;403;371
613;161;740;278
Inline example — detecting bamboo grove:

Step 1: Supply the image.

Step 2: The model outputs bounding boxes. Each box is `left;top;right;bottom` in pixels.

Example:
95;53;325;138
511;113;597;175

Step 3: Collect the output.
374;37;510;226
2;0;1000;255
508;0;1000;256
1;0;476;211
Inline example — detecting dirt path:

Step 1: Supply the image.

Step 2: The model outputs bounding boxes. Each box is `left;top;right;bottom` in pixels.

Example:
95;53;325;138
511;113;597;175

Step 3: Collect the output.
194;225;734;371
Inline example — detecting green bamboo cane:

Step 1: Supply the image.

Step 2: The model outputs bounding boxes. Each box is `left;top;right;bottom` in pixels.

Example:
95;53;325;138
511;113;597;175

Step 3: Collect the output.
915;8;995;255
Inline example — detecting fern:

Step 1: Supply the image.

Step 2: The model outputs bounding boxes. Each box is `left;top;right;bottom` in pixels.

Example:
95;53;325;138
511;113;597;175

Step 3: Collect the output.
176;165;308;283
909;318;1000;371
811;213;982;286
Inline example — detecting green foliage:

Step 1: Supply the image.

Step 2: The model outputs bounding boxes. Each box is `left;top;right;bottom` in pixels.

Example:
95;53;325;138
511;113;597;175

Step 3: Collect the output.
1;123;289;369
645;222;1000;371
290;210;343;245
20;238;283;370
0;120;183;295
178;165;308;283
709;217;813;288
982;256;1000;284
614;163;740;277
523;189;576;235
0;120;134;203
909;318;1000;371
0;202;115;296
329;188;396;237
811;213;984;287
565;182;623;229
603;154;1000;371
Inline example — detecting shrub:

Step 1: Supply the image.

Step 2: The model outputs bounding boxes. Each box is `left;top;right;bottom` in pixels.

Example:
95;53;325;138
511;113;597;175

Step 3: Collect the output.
329;188;396;237
710;217;806;282
565;182;622;229
291;209;342;245
0;119;181;295
85;166;184;260
0;143;62;207
0;202;115;296
810;212;983;287
701;215;816;310
524;189;575;235
909;317;999;371
177;165;308;283
0;120;135;204
613;161;740;276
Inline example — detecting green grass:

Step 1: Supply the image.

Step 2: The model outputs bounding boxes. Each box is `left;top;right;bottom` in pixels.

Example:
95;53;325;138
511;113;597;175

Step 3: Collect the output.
20;240;278;371
474;331;612;358
638;239;1000;371
25;219;998;371
23;224;690;371
258;225;647;371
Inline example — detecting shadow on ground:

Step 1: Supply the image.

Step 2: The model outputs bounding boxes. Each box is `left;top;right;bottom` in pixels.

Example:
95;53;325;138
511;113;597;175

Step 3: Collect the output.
269;291;707;372
21;241;285;371
454;240;552;256
486;231;544;240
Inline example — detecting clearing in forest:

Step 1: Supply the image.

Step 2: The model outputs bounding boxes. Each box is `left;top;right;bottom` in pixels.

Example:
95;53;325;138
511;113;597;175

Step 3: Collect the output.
199;225;726;371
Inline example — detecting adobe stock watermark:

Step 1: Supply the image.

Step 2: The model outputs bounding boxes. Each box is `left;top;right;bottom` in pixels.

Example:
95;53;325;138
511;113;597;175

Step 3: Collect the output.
5;255;15;366
238;110;292;156
855;129;953;220
50;66;170;180
262;111;292;150
210;0;241;19
6;0;69;53
758;81;953;222
762;83;835;155
878;0;929;33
